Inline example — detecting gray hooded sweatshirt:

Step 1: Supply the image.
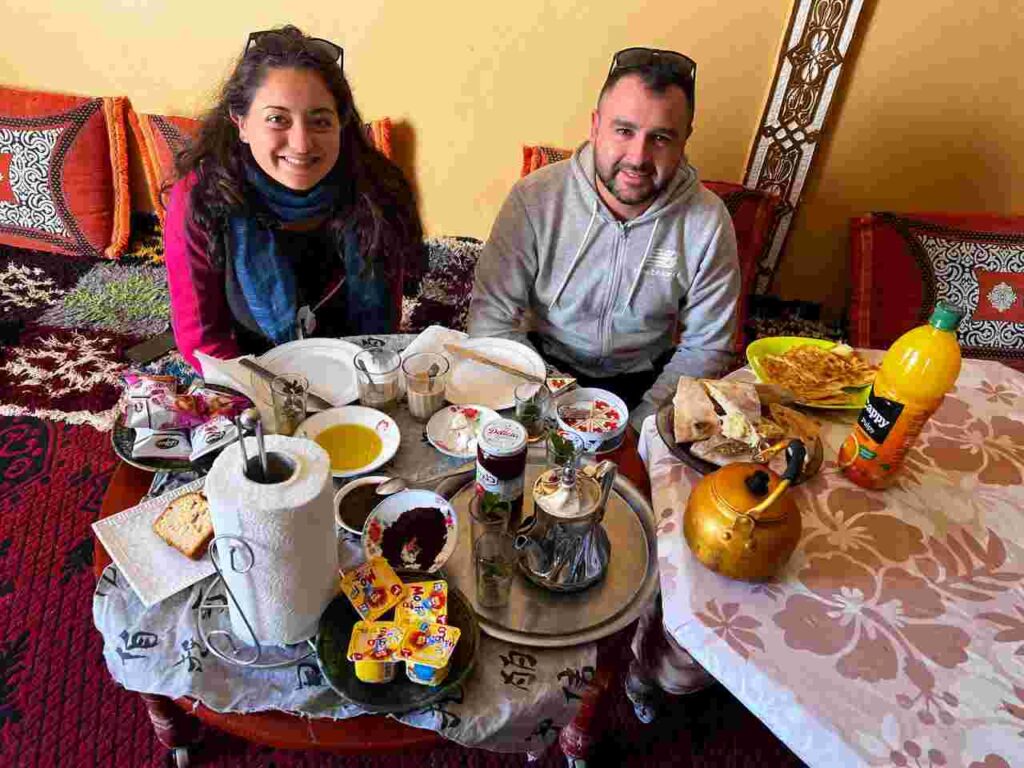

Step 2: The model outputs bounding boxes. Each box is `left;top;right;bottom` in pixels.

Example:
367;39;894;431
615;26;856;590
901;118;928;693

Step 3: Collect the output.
468;141;740;429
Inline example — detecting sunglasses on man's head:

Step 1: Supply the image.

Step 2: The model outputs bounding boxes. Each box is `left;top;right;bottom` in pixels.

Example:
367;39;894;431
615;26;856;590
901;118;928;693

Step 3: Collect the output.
609;47;697;110
245;30;344;70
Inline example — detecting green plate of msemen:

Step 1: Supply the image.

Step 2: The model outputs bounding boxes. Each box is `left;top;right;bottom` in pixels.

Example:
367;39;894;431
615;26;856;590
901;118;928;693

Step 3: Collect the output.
314;574;479;714
746;336;873;410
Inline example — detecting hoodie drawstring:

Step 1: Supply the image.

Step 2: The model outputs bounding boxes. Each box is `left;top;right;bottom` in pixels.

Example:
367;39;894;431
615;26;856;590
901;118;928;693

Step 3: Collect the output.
623;218;660;309
548;201;598;309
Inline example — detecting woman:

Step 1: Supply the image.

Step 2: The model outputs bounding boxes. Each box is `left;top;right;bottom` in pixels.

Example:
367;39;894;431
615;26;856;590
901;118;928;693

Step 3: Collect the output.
164;26;424;370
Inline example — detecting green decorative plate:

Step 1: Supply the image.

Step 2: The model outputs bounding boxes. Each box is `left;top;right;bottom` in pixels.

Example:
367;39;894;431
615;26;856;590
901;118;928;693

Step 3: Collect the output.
746;336;872;410
315;575;479;714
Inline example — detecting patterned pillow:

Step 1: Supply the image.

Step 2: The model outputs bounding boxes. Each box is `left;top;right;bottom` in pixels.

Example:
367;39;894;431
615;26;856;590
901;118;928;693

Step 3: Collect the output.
521;145;572;177
0;86;131;259
126;108;200;222
400;236;483;333
850;212;1024;370
130;110;397;221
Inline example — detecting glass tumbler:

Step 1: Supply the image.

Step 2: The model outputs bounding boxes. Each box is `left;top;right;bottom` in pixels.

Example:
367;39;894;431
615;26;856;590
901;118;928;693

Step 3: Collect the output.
473;529;516;609
270;373;309;436
354;349;401;410
402;352;450;421
513;382;549;442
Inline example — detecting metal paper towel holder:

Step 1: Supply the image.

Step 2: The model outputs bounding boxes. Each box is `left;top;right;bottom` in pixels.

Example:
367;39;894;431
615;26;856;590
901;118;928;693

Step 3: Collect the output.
195;533;314;669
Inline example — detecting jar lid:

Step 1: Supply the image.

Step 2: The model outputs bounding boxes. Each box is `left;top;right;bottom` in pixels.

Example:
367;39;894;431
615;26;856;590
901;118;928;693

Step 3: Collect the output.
479;419;527;456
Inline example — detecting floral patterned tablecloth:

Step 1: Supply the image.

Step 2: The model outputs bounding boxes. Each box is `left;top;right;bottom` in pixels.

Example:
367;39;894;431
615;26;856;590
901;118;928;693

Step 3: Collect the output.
640;357;1024;768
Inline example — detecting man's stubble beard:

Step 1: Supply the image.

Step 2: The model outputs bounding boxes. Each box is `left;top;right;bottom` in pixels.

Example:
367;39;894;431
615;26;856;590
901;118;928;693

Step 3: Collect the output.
597;161;664;207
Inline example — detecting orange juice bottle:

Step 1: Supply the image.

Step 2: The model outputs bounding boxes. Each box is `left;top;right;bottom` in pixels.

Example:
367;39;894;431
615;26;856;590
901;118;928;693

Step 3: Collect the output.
838;302;964;489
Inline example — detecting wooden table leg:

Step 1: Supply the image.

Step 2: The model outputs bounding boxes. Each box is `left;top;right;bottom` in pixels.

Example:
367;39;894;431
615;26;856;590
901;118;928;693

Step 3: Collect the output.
559;665;613;767
140;693;200;763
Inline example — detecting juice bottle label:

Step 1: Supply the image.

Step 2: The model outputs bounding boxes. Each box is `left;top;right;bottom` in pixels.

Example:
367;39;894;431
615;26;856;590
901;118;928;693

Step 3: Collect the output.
840;385;937;487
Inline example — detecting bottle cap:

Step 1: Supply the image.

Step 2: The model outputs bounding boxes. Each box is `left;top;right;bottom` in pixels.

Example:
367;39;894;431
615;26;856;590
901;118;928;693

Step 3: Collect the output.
478;419;527;456
929;302;965;332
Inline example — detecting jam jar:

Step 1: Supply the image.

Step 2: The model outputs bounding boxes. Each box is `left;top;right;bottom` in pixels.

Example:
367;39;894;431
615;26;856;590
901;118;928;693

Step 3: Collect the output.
471;418;528;532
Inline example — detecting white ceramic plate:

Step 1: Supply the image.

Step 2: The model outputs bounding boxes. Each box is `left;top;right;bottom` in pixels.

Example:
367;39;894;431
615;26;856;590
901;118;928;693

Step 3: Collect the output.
91;478;215;607
362;489;459;573
445;338;546;410
253;338;363;411
294;406;400;478
425;404;501;459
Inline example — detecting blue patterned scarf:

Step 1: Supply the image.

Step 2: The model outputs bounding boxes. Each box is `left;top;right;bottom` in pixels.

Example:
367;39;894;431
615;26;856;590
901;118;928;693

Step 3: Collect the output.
229;163;338;344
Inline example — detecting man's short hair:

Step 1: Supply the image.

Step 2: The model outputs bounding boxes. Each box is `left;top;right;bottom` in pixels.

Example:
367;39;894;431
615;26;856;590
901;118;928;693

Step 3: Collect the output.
598;50;696;120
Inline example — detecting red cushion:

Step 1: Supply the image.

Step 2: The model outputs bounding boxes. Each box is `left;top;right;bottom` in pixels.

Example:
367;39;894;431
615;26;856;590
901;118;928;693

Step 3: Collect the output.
0;85;130;259
127;108;200;222
850;212;1024;370
520;145;780;353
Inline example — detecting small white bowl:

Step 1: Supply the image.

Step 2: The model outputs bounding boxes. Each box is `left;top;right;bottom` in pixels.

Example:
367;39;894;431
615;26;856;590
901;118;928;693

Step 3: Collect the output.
362;489;458;573
294;406;400;478
334;475;390;537
555;388;629;454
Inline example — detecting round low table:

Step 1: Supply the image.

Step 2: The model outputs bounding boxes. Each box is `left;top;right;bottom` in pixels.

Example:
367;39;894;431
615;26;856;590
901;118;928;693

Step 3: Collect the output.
93;430;650;765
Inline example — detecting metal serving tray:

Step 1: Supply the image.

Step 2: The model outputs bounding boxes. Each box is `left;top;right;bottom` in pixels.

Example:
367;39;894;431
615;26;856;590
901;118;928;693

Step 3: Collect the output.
436;462;659;648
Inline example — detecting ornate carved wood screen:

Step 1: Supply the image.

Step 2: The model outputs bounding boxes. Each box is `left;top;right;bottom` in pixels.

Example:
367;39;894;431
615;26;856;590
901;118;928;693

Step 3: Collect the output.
743;0;869;293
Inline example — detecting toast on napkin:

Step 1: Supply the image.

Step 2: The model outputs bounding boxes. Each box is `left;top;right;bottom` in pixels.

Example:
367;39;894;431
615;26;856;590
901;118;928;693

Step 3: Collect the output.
153;491;213;560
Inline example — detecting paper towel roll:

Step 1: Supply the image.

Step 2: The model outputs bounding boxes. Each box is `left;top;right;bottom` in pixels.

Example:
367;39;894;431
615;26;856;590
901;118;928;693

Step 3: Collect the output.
205;435;337;645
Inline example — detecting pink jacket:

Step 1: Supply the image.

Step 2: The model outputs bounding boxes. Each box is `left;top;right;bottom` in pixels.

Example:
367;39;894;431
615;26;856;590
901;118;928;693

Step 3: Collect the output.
164;174;241;370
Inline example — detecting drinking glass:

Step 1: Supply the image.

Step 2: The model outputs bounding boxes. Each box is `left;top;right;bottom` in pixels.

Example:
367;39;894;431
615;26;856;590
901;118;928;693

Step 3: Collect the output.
270;373;308;436
545;429;584;471
402;352;450;421
354;349;401;410
473;529;516;608
514;382;549;442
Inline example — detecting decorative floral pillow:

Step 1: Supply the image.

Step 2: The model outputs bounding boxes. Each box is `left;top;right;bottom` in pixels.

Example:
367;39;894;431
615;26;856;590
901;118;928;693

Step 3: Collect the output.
0;86;130;259
850;213;1024;371
400;237;483;333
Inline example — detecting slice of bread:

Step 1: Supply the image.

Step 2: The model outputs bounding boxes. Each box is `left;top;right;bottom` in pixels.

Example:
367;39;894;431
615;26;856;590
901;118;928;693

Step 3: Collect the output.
152;491;213;560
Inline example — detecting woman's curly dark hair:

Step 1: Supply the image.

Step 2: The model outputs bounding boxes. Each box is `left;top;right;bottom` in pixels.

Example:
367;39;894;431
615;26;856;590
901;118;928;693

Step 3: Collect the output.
171;25;424;293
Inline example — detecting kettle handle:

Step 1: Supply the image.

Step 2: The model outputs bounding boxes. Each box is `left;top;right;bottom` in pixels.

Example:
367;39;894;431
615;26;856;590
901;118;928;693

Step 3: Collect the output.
745;440;806;522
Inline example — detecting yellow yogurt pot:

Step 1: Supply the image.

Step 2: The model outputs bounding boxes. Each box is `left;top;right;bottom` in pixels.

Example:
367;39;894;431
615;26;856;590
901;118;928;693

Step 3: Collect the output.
347;621;405;685
355;660;397;683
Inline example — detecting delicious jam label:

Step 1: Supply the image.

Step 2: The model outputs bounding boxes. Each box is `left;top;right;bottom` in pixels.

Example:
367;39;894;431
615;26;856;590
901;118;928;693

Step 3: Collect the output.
856;387;905;445
479;419;527;456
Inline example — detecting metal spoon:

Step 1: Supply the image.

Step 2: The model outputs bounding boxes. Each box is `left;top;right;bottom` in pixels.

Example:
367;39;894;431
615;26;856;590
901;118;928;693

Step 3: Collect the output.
239;408;267;481
375;476;408;496
234;415;250;478
354;356;378;395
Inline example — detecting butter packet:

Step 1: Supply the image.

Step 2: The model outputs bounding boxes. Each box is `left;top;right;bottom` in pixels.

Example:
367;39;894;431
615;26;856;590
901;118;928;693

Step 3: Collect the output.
398;621;461;668
395;580;448;625
339;557;406;621
346;621;405;662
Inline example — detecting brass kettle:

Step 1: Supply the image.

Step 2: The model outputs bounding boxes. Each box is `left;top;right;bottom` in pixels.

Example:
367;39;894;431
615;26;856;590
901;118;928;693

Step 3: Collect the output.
684;440;805;582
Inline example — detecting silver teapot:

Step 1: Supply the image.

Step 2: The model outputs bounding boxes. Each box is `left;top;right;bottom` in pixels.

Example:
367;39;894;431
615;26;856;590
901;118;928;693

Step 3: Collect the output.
513;461;617;592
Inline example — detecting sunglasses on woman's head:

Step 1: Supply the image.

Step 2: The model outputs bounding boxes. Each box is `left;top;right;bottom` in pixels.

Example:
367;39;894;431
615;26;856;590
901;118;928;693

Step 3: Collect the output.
245;30;344;70
608;47;697;111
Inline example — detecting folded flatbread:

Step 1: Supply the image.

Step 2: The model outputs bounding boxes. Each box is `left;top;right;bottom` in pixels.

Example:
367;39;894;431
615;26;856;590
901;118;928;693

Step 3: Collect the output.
767;403;822;444
689;433;754;466
703;380;762;424
673;376;720;443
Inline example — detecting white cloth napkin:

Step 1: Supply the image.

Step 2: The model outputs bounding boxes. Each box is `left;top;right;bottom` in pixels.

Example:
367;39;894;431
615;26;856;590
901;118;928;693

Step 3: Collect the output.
399;325;468;362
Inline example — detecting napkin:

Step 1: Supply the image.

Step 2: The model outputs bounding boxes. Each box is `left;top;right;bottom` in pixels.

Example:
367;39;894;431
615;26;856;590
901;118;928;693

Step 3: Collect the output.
399;325;467;362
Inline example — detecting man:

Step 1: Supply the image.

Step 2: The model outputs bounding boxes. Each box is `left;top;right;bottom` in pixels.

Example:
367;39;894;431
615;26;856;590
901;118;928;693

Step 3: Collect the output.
469;47;740;432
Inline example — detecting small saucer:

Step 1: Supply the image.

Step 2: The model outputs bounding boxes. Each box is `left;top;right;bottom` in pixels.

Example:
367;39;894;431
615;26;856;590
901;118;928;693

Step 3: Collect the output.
425;404;500;460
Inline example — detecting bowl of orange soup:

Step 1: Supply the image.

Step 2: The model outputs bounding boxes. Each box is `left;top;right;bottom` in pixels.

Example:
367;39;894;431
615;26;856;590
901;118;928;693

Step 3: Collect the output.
294;406;401;478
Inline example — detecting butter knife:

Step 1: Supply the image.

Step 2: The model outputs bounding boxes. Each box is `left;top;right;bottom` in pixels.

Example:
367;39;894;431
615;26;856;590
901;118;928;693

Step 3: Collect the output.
238;358;336;410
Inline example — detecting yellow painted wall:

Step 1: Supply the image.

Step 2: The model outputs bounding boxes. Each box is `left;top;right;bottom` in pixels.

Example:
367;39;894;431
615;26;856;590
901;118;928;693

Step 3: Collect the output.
776;0;1024;317
0;0;790;241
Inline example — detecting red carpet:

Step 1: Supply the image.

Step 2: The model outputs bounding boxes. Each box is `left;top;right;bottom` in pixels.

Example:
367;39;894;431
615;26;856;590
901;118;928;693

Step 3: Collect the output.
0;415;803;767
